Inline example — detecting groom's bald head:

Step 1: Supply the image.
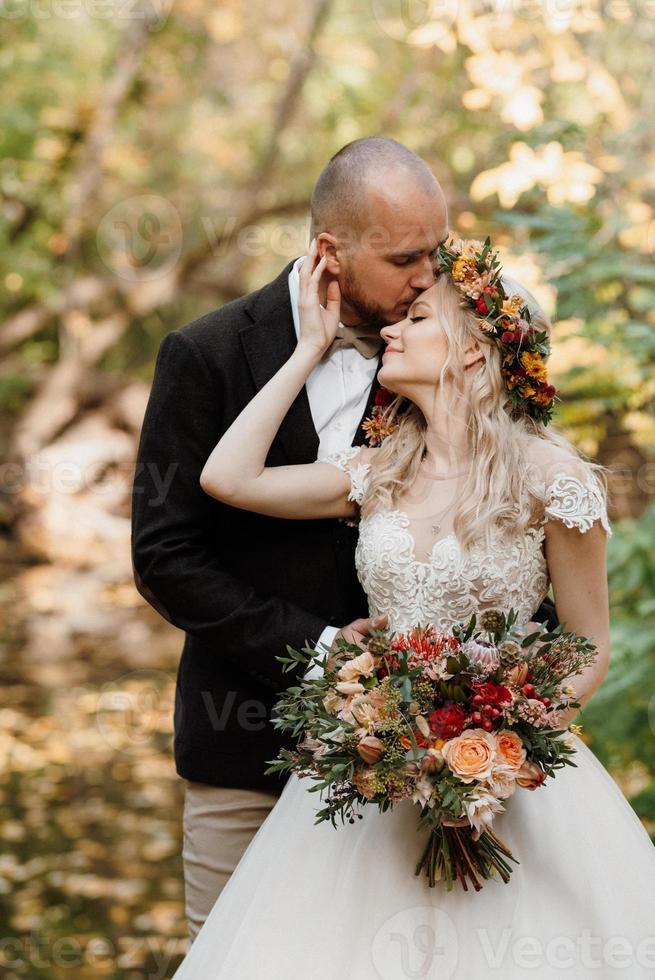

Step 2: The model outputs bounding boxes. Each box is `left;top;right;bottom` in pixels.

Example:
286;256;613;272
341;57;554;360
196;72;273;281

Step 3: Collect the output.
308;137;449;328
310;136;447;244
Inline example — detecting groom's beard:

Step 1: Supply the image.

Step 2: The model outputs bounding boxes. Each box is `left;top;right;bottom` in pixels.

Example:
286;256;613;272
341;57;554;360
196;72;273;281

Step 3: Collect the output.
340;265;395;331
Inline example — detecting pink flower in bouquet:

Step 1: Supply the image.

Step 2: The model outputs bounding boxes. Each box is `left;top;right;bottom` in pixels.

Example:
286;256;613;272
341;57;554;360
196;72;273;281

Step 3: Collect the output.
353;767;378;800
485;763;518;800
522;698;549;727
462;638;500;672
298;736;328;761
516;760;546;790
338;651;376;682
441;729;497;783
335;680;366;696
357;735;385;765
465;790;507;841
323;691;345;713
351;697;384;735
411;775;437;808
420;747;445;773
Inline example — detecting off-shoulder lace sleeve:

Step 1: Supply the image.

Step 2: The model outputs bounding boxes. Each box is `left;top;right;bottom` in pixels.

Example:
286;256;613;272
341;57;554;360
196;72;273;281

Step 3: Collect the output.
543;466;612;536
318;446;371;506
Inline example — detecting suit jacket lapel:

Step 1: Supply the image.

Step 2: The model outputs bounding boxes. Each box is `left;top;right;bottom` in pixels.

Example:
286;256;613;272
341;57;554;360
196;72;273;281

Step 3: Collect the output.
240;258;320;463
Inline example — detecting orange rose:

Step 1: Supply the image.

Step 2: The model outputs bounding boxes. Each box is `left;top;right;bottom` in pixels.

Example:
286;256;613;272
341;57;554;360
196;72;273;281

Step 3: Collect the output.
495;730;527;771
441;729;497;784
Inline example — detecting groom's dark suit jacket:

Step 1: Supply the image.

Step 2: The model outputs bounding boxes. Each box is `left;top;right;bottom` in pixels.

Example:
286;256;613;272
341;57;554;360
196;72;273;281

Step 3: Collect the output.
131;257;558;794
131;258;379;793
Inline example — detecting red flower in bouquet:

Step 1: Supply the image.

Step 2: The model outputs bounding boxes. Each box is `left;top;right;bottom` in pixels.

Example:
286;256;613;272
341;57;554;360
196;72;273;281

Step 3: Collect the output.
427;705;467;739
376;653;400;679
391;626;460;673
471;681;513;707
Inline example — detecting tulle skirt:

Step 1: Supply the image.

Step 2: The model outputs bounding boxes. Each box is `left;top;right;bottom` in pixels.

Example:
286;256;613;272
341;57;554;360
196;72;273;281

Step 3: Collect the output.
172;734;655;979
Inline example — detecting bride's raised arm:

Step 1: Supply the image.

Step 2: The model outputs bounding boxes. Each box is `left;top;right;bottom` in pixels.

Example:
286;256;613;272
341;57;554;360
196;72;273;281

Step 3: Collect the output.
200;239;374;520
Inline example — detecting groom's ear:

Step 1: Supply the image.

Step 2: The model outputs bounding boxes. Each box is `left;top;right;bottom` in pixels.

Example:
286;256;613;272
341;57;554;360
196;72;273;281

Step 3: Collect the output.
317;233;340;275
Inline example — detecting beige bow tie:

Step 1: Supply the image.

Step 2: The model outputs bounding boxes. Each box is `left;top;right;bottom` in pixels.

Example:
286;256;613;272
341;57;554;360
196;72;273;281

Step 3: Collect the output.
326;323;384;359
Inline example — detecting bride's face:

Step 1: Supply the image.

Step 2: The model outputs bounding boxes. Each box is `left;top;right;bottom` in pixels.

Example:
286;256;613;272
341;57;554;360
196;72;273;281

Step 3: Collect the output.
377;283;481;398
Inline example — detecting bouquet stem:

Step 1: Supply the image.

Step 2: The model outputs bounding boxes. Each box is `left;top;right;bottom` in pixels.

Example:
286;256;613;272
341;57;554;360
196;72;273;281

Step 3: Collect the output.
415;825;519;891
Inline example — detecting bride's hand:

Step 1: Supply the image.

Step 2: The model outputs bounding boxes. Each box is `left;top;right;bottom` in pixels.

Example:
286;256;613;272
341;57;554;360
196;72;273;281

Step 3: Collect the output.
297;238;341;357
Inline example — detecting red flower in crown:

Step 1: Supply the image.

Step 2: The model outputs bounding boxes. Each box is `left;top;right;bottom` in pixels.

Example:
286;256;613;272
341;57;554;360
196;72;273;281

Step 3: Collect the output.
475;287;497;315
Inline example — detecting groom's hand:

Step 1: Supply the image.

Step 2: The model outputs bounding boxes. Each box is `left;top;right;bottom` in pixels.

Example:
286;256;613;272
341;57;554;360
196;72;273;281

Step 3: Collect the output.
326;614;389;672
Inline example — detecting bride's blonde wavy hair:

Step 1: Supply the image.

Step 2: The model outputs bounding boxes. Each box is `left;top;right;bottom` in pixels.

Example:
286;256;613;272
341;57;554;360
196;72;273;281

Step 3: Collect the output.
362;272;609;552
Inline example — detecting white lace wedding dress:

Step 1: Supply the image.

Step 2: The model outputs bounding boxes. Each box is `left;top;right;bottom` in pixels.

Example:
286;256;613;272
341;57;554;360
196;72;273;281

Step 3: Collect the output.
172;449;655;980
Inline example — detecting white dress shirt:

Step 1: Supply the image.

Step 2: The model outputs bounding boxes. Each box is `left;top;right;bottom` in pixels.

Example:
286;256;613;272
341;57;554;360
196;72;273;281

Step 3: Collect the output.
288;255;377;670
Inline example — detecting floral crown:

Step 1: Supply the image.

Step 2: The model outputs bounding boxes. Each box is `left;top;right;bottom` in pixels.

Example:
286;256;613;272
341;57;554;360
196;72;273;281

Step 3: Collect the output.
362;235;557;446
437;236;557;425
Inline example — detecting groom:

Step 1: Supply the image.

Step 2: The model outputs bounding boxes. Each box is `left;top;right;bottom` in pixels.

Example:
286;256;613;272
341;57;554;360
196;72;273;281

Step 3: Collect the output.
130;136;555;942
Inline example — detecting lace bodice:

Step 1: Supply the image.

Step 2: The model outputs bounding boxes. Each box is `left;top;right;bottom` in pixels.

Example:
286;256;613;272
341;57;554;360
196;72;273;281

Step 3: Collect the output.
321;447;611;634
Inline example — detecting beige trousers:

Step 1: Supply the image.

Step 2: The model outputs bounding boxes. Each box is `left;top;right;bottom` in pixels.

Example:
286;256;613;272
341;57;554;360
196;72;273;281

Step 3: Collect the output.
182;780;279;944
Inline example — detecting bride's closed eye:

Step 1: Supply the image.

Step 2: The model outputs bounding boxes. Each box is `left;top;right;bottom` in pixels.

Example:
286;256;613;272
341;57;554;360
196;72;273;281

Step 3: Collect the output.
409;316;427;323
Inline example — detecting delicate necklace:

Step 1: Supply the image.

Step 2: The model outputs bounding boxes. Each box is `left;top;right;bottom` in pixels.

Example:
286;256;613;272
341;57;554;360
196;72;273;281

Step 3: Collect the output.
406;496;458;536
403;461;468;535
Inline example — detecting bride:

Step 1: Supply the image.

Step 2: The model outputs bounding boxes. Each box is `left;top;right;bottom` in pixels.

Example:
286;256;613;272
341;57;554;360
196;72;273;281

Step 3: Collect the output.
172;237;655;979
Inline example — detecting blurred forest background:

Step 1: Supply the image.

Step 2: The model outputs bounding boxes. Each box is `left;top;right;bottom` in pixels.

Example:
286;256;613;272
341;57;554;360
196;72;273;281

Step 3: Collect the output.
1;0;654;976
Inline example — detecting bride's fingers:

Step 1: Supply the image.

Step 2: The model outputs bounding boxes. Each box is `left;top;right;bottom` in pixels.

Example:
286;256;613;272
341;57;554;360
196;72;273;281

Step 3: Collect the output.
310;255;327;284
300;255;327;304
325;278;340;317
298;239;318;284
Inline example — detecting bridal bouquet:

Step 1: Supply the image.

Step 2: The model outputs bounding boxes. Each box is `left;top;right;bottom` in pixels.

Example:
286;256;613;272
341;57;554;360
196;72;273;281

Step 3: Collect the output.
266;609;598;892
